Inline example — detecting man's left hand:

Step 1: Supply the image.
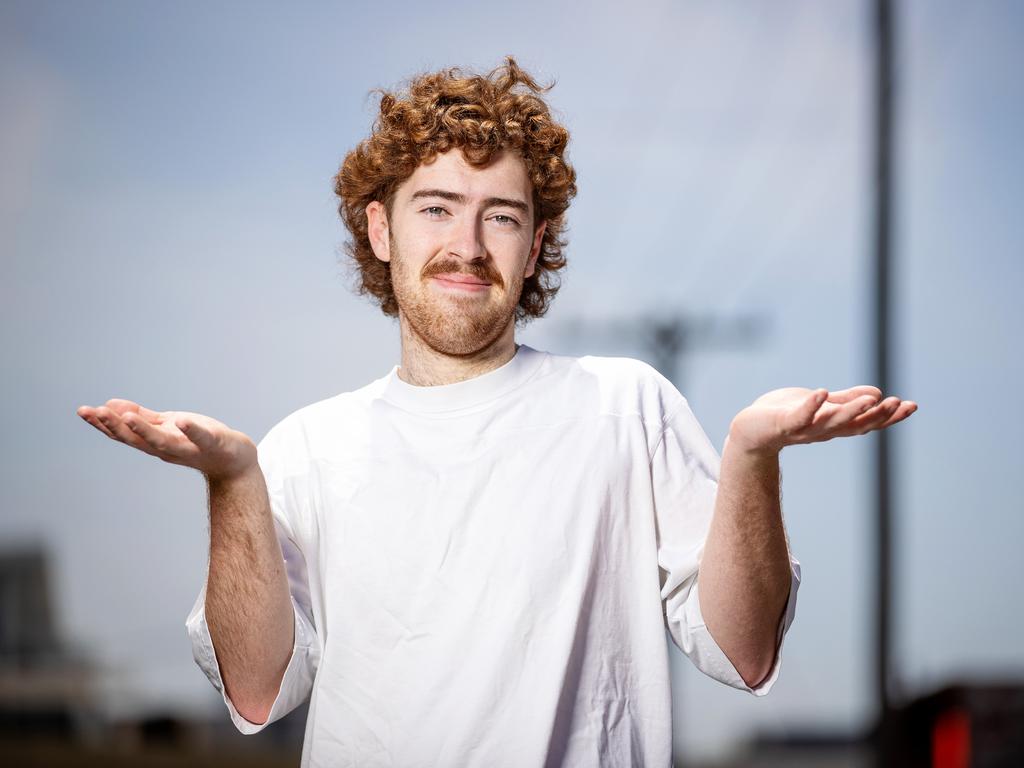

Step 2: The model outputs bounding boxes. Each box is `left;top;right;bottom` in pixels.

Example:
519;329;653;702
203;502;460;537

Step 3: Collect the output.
727;386;917;457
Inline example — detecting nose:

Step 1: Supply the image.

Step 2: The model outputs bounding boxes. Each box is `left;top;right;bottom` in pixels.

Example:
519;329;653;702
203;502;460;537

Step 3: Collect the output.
447;213;487;262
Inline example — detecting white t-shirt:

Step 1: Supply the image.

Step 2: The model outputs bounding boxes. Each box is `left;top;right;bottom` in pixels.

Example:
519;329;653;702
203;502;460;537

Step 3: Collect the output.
186;345;800;767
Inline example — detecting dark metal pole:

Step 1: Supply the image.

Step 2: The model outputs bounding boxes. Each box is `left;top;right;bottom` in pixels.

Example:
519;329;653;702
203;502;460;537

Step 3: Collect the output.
872;0;896;762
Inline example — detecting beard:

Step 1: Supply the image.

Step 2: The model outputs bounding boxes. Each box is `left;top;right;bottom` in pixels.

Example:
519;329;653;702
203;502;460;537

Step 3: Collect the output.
389;239;524;357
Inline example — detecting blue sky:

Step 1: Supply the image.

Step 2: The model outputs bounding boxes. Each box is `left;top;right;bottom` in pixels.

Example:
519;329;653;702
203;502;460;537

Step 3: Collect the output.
2;0;1021;760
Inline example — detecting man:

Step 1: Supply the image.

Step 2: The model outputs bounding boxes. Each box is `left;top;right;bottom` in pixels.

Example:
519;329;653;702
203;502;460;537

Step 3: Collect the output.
78;58;916;767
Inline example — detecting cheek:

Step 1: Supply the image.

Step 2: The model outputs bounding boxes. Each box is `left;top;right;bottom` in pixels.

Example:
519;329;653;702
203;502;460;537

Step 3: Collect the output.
500;246;533;279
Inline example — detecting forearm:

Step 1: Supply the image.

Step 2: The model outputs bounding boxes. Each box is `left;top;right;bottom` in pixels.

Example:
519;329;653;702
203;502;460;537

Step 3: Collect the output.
204;466;294;724
698;435;792;687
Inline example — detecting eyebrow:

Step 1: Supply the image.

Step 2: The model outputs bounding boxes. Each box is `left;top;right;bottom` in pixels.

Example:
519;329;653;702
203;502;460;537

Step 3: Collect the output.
410;188;530;214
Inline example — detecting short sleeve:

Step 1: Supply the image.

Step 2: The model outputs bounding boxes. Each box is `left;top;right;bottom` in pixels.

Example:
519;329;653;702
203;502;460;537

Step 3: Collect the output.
185;420;322;732
652;398;800;696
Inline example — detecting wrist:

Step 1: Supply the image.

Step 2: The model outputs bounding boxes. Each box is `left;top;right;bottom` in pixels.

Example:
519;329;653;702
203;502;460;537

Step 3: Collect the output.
205;461;263;492
725;425;783;463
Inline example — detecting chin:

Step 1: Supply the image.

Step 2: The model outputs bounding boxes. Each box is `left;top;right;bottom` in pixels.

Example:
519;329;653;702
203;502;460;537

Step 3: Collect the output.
395;281;524;357
421;323;508;357
409;308;514;357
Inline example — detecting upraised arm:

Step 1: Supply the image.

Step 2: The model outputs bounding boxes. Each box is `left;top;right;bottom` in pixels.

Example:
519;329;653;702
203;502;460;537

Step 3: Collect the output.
698;386;917;688
77;399;294;724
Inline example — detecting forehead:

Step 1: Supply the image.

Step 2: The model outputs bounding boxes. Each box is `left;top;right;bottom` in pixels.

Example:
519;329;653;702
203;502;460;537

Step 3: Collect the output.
396;149;533;207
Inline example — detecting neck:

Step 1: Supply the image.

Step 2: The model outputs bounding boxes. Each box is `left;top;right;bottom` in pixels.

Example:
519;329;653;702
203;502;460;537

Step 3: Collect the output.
397;315;518;386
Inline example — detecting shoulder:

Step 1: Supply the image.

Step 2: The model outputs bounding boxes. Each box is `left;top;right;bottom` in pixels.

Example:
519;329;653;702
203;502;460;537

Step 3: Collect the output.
257;374;390;463
537;349;688;421
574;353;667;387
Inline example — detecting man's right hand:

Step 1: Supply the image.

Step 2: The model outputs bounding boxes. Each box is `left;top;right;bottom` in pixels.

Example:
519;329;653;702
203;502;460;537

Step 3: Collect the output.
79;398;292;723
77;399;257;482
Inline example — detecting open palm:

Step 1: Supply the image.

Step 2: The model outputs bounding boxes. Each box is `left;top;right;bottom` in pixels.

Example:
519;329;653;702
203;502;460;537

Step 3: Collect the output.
77;398;256;481
728;385;917;455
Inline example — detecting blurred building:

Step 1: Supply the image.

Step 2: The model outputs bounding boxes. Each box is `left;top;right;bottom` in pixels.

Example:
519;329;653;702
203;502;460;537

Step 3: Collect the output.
0;546;98;741
0;546;303;765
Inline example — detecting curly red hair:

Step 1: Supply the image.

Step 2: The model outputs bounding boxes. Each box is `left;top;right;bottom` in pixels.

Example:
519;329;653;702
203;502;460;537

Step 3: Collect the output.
334;57;577;322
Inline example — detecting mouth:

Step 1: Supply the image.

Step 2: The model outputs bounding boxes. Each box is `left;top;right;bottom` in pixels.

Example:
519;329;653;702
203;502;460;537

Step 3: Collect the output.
430;273;493;292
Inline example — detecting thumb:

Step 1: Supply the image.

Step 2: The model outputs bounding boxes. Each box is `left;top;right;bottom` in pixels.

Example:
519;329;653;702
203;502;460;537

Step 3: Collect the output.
790;389;828;428
176;417;217;451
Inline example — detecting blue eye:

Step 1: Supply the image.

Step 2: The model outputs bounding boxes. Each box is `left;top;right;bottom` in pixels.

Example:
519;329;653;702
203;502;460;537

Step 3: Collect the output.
423;206;447;217
492;215;519;226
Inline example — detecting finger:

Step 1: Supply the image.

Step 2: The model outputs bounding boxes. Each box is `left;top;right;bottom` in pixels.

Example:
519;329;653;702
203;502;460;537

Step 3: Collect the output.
78;407;117;440
95;406;155;452
176;416;218;452
874;400;918;430
103;398;164;423
788;388;828;428
841;396;902;434
122;413;193;460
826;386;882;405
816;394;880;430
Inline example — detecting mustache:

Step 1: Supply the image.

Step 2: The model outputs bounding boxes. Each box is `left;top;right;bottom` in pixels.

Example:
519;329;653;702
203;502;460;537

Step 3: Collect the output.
421;259;504;289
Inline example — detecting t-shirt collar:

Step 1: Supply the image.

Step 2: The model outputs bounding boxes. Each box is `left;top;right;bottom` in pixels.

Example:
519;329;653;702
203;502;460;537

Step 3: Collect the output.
382;344;545;414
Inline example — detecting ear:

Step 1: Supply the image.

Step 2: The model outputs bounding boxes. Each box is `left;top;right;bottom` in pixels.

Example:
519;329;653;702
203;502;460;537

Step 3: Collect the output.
366;201;391;263
524;220;547;278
